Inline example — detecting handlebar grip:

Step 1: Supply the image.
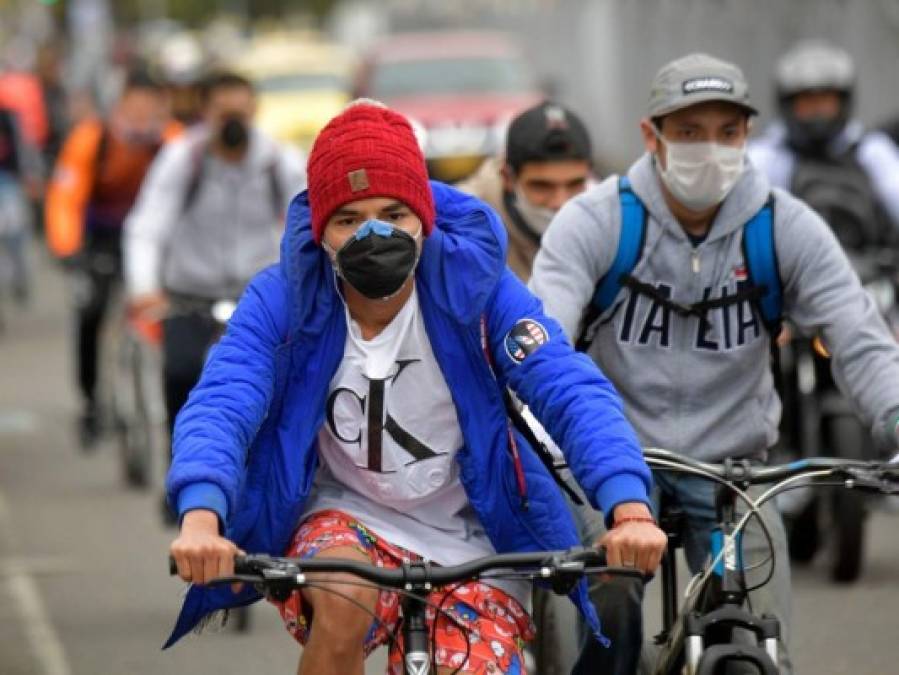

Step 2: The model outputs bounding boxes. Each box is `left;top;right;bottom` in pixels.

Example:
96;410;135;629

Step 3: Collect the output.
169;554;251;576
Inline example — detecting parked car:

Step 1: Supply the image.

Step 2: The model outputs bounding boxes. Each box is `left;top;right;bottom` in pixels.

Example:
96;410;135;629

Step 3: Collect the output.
353;31;544;181
232;32;354;152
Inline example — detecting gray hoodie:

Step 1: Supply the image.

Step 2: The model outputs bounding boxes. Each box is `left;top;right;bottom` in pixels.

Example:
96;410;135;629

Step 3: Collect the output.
530;152;899;461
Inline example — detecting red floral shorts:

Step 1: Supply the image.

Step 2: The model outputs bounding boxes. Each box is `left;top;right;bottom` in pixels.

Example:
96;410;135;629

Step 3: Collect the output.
270;510;535;674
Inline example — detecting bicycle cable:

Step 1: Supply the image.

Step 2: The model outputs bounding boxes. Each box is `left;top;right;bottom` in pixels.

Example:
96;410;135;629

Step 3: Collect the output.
684;469;834;600
431;581;472;675
647;458;777;604
264;570;545;673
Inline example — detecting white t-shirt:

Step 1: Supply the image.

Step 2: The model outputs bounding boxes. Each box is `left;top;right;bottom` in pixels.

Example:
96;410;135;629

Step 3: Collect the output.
303;288;526;604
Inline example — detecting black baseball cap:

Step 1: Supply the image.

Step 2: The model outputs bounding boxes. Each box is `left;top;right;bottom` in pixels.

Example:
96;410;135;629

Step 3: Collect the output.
505;101;592;172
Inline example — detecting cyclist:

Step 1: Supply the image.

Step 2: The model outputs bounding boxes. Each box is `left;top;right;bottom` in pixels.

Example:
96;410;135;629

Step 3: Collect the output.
123;71;304;522
529;53;899;674
45;69;180;447
749;40;899;247
458;101;593;281
165;100;666;674
0;103;41;305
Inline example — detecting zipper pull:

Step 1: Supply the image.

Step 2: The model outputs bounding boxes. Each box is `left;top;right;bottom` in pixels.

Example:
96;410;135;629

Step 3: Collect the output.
692;250;701;274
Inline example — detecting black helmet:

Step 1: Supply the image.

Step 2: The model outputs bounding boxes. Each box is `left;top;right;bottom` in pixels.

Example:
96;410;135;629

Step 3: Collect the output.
775;40;855;154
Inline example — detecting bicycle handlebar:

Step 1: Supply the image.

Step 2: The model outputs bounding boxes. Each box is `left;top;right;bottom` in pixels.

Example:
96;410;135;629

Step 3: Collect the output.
643;448;899;493
169;547;647;591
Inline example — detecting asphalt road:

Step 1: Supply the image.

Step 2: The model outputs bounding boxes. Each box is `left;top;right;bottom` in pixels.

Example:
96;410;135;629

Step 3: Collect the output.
1;253;898;674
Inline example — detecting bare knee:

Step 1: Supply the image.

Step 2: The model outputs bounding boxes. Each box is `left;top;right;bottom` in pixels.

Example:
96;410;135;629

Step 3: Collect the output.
302;573;379;645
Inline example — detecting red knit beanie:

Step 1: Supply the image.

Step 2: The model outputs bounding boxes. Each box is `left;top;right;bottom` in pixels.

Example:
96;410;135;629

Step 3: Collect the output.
307;100;435;243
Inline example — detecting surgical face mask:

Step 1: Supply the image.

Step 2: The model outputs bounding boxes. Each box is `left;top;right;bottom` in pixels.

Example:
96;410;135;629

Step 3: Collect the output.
325;219;421;300
512;185;557;237
654;128;746;212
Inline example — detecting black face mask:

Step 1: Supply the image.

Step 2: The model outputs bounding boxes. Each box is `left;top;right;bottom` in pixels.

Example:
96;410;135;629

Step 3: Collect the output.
331;220;420;299
219;116;249;149
785;114;847;156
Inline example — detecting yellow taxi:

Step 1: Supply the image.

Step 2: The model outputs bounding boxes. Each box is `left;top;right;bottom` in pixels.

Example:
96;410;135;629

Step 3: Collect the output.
231;32;354;152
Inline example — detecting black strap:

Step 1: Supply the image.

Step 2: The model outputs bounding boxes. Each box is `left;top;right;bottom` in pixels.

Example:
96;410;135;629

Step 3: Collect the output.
620;274;766;320
180;146;284;218
266;158;284;216
502;390;585;506
180;140;208;215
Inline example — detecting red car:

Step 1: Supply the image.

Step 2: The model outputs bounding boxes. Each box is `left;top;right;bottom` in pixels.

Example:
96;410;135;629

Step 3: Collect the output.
353;31;544;181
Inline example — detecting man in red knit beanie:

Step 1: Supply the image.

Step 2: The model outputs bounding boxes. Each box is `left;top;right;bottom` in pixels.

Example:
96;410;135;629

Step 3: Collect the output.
167;99;665;674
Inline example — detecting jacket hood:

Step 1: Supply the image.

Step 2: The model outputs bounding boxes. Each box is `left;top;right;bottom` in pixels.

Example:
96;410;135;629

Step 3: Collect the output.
278;180;508;335
628;152;772;245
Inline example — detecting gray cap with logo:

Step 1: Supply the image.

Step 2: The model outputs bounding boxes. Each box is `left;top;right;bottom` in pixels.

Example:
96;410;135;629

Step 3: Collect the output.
648;53;757;118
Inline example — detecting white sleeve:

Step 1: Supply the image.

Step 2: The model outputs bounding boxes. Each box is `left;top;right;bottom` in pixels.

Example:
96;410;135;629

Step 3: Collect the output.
123;140;192;297
747;138;794;191
856;131;899;229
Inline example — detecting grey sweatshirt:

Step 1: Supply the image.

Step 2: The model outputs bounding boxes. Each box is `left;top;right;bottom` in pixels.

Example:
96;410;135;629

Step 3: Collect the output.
530;153;899;461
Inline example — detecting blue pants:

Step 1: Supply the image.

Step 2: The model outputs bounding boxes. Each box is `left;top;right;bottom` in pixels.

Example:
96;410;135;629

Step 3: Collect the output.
571;469;793;674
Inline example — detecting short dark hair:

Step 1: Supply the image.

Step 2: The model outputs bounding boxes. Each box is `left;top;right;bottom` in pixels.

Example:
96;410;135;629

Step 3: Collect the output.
123;66;164;94
200;71;255;104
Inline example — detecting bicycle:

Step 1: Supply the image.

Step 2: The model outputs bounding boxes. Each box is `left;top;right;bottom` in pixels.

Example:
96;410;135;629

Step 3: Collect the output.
526;448;899;674
639;447;899;674
169;547;644;675
111;297;237;490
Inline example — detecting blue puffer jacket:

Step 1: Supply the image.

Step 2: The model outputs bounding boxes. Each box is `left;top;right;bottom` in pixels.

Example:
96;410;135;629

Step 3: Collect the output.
163;181;652;648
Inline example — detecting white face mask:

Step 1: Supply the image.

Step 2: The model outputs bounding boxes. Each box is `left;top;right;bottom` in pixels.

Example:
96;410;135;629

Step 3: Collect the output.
654;130;746;212
513;185;558;236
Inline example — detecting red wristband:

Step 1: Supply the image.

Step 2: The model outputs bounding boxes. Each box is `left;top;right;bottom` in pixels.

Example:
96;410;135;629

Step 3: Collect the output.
613;516;656;528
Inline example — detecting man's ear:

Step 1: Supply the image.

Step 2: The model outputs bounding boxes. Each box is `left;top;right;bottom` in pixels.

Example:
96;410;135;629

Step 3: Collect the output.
501;162;516;193
639;117;659;155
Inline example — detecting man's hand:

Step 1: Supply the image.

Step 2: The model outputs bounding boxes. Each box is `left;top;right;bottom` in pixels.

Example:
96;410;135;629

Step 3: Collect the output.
170;509;242;586
599;502;667;575
128;291;169;321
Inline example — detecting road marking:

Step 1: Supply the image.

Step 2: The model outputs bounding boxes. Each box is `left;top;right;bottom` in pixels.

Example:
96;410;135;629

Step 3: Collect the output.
0;409;39;435
0;492;72;675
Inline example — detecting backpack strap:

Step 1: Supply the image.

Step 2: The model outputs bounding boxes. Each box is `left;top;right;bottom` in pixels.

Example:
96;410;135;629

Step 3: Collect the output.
593;176;648;312
88;124;110;203
266;157;285;218
741;195;782;332
576;175;647;351
180;139;208;215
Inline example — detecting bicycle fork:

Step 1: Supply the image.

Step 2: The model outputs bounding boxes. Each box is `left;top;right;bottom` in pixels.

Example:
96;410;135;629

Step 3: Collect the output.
684;474;780;675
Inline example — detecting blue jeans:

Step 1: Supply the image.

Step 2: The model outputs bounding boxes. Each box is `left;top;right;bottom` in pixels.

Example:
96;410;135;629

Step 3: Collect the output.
571;469;793;674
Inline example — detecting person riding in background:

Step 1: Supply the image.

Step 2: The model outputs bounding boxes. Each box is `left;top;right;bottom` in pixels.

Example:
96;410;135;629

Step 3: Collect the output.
0;103;41;304
164;100;666;675
123;71;304;523
458;101;593;281
529;53;899;674
45;69;180;447
749;40;899;249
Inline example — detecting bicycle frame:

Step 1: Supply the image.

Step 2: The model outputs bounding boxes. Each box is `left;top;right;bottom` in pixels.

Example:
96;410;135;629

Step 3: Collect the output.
651;482;779;675
640;450;899;675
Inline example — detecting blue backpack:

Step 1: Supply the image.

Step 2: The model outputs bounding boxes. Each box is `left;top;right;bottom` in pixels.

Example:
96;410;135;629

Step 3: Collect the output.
576;176;782;350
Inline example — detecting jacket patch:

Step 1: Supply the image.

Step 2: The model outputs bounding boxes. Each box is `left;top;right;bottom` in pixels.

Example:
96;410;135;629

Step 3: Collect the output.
504;319;549;363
